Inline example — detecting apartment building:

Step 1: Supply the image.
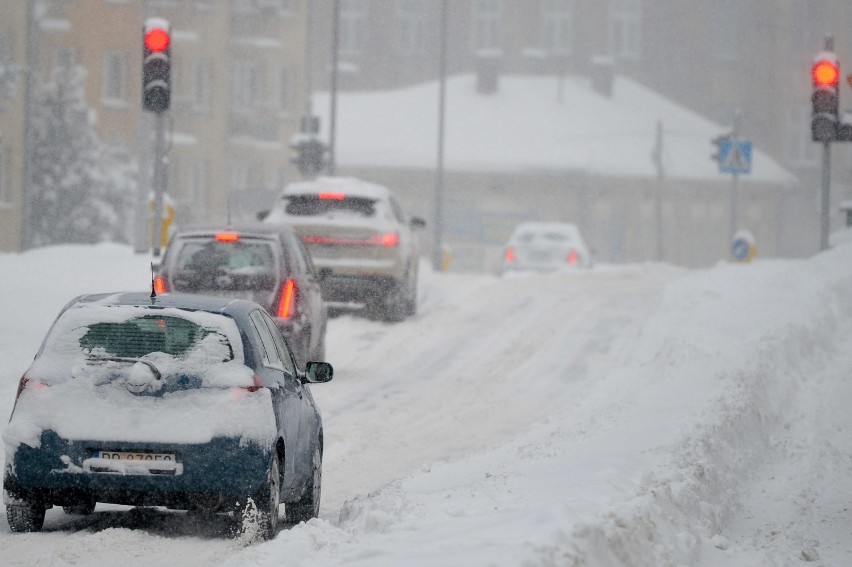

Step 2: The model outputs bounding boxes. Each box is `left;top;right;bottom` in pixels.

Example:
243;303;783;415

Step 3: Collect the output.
2;0;310;252
0;3;29;252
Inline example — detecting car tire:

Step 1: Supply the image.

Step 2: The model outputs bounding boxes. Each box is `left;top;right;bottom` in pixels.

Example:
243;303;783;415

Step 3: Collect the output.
285;442;321;524
63;498;96;515
235;451;280;541
7;500;46;533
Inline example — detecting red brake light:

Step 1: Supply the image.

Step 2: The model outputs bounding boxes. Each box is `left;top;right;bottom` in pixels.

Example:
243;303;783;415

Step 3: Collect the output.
318;192;345;200
567;249;579;265
215;232;240;243
277;278;297;319
153;275;168;294
15;374;47;402
377;232;399;247
247;375;265;392
504;247;516;263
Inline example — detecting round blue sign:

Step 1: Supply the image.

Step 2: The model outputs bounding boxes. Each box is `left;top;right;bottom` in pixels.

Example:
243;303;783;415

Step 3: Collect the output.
732;239;750;260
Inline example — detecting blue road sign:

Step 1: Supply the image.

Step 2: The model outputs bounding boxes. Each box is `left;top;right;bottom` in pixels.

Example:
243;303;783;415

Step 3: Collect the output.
732;238;750;260
718;139;752;174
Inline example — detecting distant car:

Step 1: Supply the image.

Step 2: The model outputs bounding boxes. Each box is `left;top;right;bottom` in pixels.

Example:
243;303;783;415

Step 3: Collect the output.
260;177;426;322
153;224;327;368
3;292;333;539
500;222;592;274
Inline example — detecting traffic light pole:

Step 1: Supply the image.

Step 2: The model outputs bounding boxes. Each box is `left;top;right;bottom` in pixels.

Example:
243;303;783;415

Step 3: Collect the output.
820;141;831;251
152;111;166;257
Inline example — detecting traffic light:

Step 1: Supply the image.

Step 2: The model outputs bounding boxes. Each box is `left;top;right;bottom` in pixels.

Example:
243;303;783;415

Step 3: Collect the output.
291;136;328;177
811;55;839;142
143;18;171;113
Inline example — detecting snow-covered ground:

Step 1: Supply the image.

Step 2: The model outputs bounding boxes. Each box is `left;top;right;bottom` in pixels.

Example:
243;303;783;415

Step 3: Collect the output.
1;243;851;566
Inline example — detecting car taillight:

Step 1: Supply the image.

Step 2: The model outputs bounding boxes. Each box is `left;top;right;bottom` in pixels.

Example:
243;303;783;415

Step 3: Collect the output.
302;233;399;247
231;375;265;400
277;278;297;319
153;275;168;294
504;247;516;263
372;232;399;247
215;232;240;243
15;374;46;402
246;375;265;392
567;249;579;265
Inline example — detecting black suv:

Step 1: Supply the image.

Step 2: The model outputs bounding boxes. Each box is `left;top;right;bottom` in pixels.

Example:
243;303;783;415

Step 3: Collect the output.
154;225;327;367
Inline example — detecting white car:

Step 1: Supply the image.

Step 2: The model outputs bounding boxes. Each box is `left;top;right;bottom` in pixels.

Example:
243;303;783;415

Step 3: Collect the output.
261;177;426;322
500;222;592;274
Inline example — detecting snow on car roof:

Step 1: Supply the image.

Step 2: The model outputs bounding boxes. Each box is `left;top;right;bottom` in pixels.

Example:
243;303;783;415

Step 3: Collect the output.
281;176;391;200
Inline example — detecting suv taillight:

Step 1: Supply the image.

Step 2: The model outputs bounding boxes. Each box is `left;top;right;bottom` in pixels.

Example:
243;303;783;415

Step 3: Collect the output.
153;275;168;294
14;373;46;403
277;278;298;319
567;249;579;265
504;247;516;263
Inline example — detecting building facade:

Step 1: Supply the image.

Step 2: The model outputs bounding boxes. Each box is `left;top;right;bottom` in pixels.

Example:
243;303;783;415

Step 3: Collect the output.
0;0;310;252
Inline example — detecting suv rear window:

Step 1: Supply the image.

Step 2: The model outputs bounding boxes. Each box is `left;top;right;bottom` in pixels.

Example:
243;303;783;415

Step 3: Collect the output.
174;239;277;275
283;195;376;218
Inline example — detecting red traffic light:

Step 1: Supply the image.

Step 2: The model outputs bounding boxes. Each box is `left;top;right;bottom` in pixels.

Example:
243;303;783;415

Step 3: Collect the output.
144;28;170;53
813;60;839;86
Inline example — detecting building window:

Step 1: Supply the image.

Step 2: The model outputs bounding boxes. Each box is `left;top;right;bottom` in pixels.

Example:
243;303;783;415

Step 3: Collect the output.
542;0;574;56
471;0;503;53
397;0;428;57
279;65;295;113
0;148;8;204
53;47;78;72
711;0;739;61
102;51;127;105
788;105;818;166
607;0;641;60
232;60;263;111
340;0;366;58
191;58;213;109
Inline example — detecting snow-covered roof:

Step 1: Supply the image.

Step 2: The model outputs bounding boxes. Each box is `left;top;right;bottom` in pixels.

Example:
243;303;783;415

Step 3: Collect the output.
314;74;794;184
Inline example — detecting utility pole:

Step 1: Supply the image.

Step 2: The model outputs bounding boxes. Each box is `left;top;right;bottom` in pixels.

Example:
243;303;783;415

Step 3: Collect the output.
433;0;448;271
20;0;39;251
328;0;340;176
730;111;741;241
651;120;664;261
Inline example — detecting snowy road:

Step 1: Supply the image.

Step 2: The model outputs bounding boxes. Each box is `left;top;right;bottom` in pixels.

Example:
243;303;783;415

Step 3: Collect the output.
1;244;852;566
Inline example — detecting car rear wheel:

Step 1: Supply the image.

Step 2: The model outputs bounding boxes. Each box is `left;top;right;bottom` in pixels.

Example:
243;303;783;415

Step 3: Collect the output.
7;499;46;533
285;443;321;524
235;452;280;541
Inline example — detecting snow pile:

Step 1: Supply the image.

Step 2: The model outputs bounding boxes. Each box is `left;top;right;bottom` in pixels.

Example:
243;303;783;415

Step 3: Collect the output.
2;242;852;565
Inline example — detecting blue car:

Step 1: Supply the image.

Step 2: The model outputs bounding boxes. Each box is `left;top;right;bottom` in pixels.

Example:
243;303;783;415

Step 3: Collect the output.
3;291;332;540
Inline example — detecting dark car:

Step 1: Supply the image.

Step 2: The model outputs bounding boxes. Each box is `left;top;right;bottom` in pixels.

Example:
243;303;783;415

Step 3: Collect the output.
3;292;333;540
153;225;327;368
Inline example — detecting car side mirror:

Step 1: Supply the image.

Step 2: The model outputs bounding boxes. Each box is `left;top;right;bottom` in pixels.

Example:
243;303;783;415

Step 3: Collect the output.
410;216;426;229
303;361;333;384
257;210;270;221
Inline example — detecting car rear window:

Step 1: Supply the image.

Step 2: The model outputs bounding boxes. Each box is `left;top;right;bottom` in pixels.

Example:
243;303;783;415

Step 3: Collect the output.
283;195;376;217
517;230;576;244
174;239;277;275
79;315;233;360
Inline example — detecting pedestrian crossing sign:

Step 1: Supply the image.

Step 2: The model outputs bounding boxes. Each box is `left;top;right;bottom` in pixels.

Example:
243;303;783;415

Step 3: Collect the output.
718;139;752;175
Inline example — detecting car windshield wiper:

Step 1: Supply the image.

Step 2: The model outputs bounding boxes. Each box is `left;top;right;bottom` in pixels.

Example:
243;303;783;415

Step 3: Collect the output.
86;356;162;381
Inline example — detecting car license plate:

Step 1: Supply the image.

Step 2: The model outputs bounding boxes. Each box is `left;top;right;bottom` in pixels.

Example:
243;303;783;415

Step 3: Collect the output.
92;450;176;462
